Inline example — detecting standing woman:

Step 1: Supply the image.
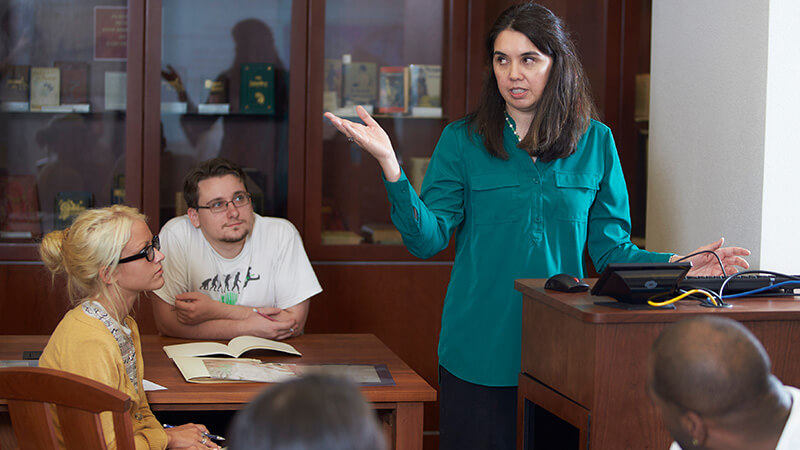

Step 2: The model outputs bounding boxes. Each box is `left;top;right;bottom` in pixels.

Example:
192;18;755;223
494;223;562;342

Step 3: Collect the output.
39;205;218;449
325;3;749;449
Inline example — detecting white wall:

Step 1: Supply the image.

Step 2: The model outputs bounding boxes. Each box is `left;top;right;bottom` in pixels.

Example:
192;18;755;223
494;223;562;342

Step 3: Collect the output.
647;0;800;272
760;0;800;272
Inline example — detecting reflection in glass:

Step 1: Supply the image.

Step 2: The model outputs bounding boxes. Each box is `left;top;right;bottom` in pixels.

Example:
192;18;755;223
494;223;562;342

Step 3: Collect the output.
159;2;292;227
0;0;128;240
320;0;444;246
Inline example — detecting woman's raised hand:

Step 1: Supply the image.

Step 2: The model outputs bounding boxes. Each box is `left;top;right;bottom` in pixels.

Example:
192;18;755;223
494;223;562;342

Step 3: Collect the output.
324;106;402;182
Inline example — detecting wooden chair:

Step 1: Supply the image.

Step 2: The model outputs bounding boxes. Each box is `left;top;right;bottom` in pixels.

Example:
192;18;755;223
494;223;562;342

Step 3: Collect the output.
0;367;135;449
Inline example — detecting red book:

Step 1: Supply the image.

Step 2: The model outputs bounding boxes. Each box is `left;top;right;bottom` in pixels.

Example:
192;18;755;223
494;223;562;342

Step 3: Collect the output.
55;61;89;105
0;175;40;235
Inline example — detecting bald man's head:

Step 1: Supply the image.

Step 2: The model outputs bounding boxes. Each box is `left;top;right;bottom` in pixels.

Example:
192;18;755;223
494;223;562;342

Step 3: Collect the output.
648;316;772;419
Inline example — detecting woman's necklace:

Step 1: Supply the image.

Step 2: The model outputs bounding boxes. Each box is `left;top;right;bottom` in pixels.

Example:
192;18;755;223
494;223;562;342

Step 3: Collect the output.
504;112;522;142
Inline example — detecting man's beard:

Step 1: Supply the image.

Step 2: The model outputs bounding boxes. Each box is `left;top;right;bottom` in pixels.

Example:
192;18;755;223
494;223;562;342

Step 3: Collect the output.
221;228;249;243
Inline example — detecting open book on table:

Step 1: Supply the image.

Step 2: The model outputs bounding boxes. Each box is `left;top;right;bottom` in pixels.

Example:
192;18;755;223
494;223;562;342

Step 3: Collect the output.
162;335;301;359
170;356;396;385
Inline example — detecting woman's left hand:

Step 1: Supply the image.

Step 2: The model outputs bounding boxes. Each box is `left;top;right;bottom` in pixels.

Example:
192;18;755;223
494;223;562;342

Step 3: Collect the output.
672;237;750;276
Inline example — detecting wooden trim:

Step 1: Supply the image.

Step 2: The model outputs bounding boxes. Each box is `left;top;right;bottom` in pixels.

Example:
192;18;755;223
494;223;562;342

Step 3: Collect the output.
125;0;147;211
304;0;325;249
287;0;310;232
141;0;163;226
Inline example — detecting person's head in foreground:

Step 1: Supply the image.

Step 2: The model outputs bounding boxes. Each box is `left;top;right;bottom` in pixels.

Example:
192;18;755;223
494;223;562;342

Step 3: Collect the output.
228;374;387;450
647;316;795;450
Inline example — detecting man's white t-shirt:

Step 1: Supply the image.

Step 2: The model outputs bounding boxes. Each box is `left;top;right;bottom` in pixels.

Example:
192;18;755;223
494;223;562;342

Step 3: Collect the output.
154;214;321;309
669;386;800;449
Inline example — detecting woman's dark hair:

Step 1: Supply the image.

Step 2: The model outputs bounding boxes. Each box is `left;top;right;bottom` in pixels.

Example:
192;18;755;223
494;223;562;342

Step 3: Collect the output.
228;374;387;450
466;2;597;162
183;157;247;209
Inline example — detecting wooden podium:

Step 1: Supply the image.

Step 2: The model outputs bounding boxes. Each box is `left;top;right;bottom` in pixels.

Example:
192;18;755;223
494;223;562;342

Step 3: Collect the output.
515;279;800;449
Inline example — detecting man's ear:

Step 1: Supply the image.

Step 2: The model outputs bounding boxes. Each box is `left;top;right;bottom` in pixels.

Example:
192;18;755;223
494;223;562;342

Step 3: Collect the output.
682;411;708;447
187;208;201;228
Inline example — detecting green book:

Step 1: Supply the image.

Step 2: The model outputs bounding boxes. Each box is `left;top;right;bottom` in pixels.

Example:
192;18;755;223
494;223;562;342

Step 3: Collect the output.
54;191;93;230
239;63;275;115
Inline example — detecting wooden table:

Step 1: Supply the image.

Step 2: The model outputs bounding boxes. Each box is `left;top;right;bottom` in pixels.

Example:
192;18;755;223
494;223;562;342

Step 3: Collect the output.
0;333;436;450
514;279;800;450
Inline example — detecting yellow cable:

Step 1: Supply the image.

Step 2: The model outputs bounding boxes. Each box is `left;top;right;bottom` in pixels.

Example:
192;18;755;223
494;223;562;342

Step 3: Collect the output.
648;289;719;307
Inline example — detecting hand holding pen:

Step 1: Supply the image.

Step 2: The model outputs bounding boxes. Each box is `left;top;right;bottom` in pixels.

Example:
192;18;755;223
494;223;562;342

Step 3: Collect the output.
163;423;224;447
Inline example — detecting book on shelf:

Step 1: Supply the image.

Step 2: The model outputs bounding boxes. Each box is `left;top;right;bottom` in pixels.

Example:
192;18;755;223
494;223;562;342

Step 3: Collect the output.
361;223;403;245
320;230;364;245
240;63;275;114
378;66;408;114
198;76;229;114
0;65;30;106
104;71;127;111
342;61;377;107
110;174;125;204
54;191;93;230
29;67;60;111
163;335;301;359
0;175;40;236
408;64;442;116
54;61;89;105
323;58;342;111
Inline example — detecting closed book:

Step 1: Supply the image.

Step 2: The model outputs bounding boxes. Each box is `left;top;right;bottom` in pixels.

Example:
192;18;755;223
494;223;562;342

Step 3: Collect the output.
408;64;442;109
0;65;30;103
110;174;125;204
54;191;93;230
378;66;408;114
239;63;275;114
104;71;127;111
0;175;40;235
342;62;377;107
321;230;364;245
203;76;228;104
323;59;342;111
54;61;89;105
29;67;60;111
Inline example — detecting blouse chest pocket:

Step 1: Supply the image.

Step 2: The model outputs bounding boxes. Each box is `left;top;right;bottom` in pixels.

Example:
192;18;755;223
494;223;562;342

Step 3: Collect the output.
470;173;523;225
554;171;600;222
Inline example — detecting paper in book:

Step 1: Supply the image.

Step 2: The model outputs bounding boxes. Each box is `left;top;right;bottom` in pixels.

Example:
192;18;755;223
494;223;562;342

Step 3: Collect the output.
163;335;301;359
170;356;394;386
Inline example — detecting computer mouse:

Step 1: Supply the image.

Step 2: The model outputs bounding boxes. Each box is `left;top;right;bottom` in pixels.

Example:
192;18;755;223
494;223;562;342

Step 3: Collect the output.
545;273;590;293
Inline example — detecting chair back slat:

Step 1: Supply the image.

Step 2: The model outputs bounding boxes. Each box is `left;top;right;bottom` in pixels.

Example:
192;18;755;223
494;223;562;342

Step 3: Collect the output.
7;400;60;449
0;367;135;450
57;405;108;450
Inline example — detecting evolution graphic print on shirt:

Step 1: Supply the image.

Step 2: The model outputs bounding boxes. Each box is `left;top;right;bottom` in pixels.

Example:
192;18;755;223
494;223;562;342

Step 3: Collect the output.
198;267;261;305
154;214;322;310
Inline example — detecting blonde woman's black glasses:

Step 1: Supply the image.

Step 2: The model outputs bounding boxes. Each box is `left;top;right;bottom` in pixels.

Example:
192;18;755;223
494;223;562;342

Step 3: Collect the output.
119;235;160;264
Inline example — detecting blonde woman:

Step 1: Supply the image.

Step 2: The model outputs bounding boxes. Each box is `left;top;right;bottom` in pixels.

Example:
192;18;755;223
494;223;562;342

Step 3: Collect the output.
39;205;219;449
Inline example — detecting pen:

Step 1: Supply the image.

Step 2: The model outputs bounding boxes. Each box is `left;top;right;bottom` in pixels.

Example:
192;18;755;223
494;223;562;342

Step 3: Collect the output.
253;307;277;321
162;424;226;442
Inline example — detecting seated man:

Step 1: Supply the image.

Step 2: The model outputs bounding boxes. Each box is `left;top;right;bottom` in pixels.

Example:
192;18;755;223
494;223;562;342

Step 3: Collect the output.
647;316;800;450
152;157;321;339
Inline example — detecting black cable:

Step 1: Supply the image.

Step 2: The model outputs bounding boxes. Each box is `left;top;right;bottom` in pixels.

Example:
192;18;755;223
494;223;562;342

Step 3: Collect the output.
674;250;726;276
719;270;800;299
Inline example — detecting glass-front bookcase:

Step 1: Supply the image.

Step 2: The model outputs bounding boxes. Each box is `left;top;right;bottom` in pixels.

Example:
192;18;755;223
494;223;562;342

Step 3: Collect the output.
0;0;141;259
307;0;459;260
155;0;296;228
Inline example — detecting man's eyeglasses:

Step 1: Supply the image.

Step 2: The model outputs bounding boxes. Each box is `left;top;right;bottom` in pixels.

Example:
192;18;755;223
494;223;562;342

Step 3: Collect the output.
195;192;252;214
118;235;160;264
